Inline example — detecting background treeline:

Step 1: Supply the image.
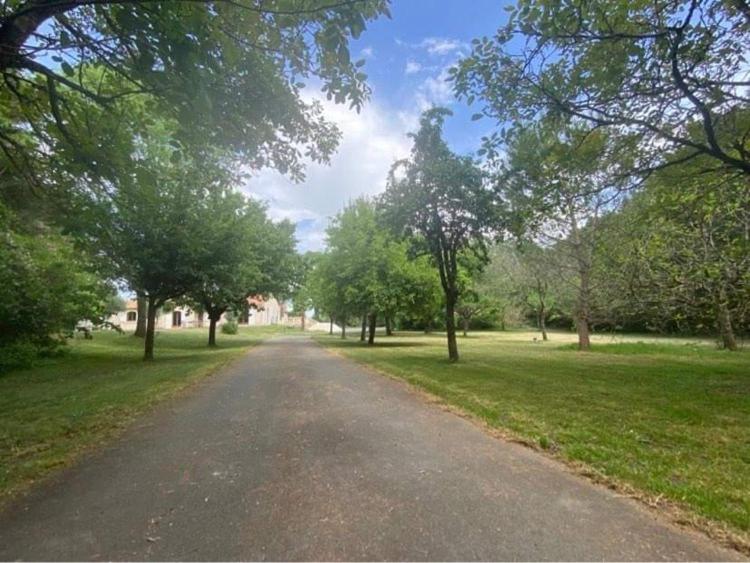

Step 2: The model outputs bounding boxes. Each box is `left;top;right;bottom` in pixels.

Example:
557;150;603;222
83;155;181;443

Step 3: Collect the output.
300;1;750;359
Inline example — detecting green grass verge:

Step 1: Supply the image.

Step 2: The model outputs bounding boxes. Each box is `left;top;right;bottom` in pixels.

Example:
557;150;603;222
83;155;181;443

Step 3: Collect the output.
315;330;750;544
0;326;287;503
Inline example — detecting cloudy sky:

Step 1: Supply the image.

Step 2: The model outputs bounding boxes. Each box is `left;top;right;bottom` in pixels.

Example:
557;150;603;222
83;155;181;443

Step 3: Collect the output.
242;0;510;252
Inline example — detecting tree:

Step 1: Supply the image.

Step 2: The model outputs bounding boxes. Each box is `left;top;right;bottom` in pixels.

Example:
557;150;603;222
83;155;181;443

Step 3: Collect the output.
0;203;110;371
134;295;147;337
186;192;297;347
290;252;320;331
322;198;394;345
397;255;444;333
0;0;389;195
470;243;525;332
514;243;559;341
70;127;225;360
452;1;750;177
502;123;627;350
382;108;495;361
308;251;350;338
595;156;750;349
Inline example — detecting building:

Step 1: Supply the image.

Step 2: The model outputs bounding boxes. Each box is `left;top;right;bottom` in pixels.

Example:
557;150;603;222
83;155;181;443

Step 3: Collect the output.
108;296;288;331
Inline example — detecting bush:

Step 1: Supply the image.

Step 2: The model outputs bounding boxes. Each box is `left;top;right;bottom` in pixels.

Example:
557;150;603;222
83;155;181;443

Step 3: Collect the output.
221;320;238;335
0;205;111;371
0;339;40;373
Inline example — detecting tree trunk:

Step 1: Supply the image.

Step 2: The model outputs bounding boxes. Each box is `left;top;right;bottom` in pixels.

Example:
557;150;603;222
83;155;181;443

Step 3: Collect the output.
143;296;158;361
575;313;591;351
570;209;591;351
208;317;218;348
539;307;548;341
134;294;147;337
301;313;305;331
360;314;367;341
462;317;469;337
329;317;333;335
385;315;393;336
717;289;738;350
340;318;346;339
445;296;459;362
368;312;376;345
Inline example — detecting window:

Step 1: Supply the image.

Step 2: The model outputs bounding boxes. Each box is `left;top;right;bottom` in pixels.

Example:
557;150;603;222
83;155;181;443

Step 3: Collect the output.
126;311;137;322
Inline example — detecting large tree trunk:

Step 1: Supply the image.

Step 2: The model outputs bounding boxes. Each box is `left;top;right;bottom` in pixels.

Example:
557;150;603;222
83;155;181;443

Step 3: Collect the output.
575;314;591;351
143;296;158;361
134;293;147;337
208;316;218;348
368;312;376;345
570;209;592;351
445;296;459;362
575;282;591;351
385;315;393;336
717;289;738;351
360;314;367;341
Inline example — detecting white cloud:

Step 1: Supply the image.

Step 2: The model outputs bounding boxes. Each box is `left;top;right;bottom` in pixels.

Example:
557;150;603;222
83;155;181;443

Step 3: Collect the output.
404;60;422;75
415;66;455;111
418;37;466;56
241;95;411;252
359;46;375;59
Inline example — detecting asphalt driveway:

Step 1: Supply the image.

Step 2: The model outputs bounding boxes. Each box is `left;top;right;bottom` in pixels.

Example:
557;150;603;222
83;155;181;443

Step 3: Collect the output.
0;336;741;561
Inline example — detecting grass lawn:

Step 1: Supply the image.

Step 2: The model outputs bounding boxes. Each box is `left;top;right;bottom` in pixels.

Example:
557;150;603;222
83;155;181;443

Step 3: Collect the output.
316;329;750;548
0;326;287;504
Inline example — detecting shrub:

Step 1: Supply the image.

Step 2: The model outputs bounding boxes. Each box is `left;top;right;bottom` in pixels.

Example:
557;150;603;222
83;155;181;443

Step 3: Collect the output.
0;206;111;371
221;320;238;335
0;339;40;373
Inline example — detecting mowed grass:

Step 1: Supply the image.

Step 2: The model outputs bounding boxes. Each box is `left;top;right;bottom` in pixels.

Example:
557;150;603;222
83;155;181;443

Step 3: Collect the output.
0;326;287;503
316;330;750;542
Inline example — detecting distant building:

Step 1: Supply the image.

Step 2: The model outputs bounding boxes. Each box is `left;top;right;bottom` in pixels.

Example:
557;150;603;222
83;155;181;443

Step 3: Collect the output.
108;296;288;331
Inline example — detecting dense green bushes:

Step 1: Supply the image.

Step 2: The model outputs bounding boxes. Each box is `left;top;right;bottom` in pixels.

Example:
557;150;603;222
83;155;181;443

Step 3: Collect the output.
0;207;111;371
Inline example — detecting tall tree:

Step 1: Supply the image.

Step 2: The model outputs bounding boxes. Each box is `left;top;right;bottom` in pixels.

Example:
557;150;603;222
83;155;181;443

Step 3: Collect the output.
71;125;225;360
186;192;297;347
503;123;627;350
382;108;495;361
452;1;750;177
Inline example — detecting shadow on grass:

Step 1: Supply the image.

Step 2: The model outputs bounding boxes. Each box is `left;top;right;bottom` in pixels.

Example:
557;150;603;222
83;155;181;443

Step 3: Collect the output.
323;339;430;349
555;341;740;357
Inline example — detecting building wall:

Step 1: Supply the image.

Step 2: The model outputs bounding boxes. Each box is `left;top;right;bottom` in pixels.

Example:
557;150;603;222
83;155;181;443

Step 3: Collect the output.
108;296;287;331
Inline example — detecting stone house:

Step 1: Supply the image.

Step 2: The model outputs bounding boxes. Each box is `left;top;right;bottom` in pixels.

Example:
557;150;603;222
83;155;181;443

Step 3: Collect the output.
109;296;288;331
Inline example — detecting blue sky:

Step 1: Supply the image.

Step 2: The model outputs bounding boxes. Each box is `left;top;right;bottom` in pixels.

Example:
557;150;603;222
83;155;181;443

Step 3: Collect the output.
242;1;512;252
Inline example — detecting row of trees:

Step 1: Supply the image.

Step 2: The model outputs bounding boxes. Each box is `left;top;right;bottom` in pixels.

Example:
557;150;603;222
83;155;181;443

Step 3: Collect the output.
298;109;496;361
302;100;748;361
0;0;389;367
298;199;441;343
447;0;750;351
302;0;750;360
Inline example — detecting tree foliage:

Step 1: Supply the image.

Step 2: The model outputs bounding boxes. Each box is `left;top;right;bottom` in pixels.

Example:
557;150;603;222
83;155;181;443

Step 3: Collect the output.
381;108;496;360
0;204;110;370
0;0;390;192
186;191;297;347
453;0;750;176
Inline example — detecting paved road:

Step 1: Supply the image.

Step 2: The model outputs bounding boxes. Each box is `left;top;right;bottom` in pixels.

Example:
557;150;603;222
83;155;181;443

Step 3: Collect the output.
0;337;742;561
